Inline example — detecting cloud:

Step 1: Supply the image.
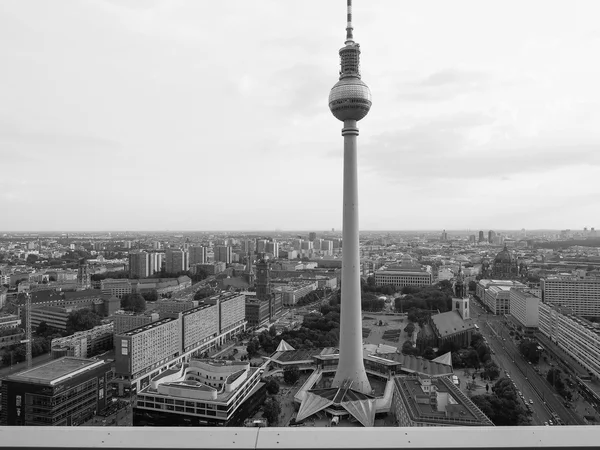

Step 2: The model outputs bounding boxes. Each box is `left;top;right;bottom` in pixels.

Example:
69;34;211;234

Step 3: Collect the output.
0;121;122;164
397;69;492;102
359;113;600;181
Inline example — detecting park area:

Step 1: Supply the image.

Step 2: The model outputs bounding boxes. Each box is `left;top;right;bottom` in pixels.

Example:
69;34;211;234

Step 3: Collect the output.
362;314;418;348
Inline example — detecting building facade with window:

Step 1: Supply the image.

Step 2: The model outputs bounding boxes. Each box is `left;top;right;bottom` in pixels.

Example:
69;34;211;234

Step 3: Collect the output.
538;303;600;379
133;359;265;427
541;275;600;318
0;357;113;426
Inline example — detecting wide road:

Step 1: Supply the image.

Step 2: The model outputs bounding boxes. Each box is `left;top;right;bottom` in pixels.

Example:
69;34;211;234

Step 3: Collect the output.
470;298;585;426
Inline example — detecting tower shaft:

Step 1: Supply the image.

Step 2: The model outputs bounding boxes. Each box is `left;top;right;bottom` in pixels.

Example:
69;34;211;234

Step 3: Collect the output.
332;119;371;394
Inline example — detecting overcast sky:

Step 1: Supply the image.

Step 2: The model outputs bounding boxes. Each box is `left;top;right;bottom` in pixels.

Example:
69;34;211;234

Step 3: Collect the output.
2;0;600;232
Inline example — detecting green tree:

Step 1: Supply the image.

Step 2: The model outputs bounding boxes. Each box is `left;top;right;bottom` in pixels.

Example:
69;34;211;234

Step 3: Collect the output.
194;287;214;301
36;321;49;336
121;293;146;313
26;254;39;265
262;397;281;425
141;290;158;302
471;378;529;426
401;340;418;356
404;322;415;335
246;340;258;358
65;309;102;335
283;366;300;385
422;346;437;360
483;360;500;381
468;280;477;292
265;378;280;395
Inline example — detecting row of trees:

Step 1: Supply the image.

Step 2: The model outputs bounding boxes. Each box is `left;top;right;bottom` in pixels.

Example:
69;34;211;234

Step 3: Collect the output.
471;378;530;425
547;368;573;401
518;338;541;364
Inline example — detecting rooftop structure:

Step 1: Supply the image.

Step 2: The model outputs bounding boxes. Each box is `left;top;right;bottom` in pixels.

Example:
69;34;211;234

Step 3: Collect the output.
4;356;105;386
391;376;493;427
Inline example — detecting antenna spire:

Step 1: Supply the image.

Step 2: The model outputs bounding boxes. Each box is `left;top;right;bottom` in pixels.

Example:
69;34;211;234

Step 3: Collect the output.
345;0;354;44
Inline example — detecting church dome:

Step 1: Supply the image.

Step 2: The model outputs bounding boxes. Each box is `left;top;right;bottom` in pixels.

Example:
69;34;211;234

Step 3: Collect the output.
494;246;513;264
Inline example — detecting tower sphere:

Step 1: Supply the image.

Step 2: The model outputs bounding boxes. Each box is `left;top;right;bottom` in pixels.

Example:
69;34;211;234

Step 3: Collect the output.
329;77;372;122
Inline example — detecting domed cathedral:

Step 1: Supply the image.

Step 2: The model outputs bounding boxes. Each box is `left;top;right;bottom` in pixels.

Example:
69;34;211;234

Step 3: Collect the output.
491;244;526;280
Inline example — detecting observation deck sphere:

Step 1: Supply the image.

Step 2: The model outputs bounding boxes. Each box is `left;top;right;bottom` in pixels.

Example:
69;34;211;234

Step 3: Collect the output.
329;77;372;122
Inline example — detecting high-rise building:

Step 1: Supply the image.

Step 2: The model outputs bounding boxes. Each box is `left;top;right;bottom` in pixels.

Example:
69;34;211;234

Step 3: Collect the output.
538;303;600;379
166;249;188;274
509;288;540;333
255;259;271;301
265;240;279;258
542;275;600;317
189;246;207;265
488;230;496;244
478;230;485;242
441;230;448;241
255;240;267;254
77;258;91;289
214;246;232;264
149;252;163;275
328;0;372;394
129;251;150;278
241;239;255;254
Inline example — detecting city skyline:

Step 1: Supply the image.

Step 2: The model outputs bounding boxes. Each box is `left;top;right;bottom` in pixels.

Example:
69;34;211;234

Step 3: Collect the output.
2;0;600;231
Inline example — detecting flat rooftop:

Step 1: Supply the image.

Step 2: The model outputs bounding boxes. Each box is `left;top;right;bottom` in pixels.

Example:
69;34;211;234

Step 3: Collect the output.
5;357;104;385
121;317;177;336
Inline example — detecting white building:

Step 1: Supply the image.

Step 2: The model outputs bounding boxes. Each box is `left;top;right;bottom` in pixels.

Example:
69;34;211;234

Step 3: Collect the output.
538;303;600;379
476;280;527;315
542;275;600;317
509;288;540;333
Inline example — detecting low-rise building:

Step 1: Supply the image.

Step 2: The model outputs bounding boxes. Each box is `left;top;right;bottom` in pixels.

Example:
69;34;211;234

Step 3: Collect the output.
0;314;21;329
275;281;318;306
374;265;432;289
100;279;132;299
391;375;493;427
133;359;265;427
50;323;114;359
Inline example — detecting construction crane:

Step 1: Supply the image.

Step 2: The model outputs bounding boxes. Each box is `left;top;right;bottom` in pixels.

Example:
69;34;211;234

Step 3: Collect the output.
20;292;32;369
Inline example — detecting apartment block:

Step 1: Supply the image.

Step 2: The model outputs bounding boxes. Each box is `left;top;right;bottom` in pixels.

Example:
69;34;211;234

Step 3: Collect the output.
509;288;540;333
50;323;114;359
214;246;233;264
182;303;219;353
110;310;160;335
166;249;189;274
538;303;600;379
202;292;246;337
542;275;600;317
189;246;207;265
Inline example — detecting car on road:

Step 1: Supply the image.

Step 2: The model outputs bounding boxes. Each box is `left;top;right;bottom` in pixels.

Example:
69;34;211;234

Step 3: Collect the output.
544;422;549;426
529;399;534;404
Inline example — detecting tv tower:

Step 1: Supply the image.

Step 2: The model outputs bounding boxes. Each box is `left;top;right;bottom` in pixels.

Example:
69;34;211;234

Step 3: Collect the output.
329;0;372;394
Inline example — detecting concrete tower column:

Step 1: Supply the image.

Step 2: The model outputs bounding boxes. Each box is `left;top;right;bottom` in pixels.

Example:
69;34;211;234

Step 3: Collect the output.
331;119;371;394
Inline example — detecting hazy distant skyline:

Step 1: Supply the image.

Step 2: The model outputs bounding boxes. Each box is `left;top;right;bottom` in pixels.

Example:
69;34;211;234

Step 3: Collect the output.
2;0;600;231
